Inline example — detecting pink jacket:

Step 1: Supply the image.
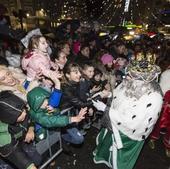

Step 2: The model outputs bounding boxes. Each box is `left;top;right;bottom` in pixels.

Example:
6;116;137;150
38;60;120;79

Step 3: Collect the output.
22;50;55;81
73;41;80;55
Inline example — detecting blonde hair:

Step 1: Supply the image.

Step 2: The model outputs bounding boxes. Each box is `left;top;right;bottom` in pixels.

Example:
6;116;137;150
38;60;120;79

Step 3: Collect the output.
0;65;8;71
0;66;9;85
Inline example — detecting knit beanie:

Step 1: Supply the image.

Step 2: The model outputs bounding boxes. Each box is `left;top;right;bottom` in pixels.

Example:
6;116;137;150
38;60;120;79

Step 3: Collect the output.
100;54;113;65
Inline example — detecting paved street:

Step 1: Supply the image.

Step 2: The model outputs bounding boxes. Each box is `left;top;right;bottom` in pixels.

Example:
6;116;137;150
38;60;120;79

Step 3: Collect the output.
51;127;170;169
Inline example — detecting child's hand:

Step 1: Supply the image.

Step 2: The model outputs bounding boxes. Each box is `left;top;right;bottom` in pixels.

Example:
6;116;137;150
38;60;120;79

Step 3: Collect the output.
71;107;87;123
55;70;63;79
47;105;55;113
51;61;59;71
36;68;43;79
49;71;62;80
91;85;101;93
88;108;94;116
100;89;112;98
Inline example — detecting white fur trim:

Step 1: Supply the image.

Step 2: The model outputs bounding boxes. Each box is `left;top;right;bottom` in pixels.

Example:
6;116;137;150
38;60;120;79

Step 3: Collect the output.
109;84;163;141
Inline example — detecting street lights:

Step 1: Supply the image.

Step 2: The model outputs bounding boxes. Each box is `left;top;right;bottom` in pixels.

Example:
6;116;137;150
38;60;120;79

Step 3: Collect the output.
13;9;27;30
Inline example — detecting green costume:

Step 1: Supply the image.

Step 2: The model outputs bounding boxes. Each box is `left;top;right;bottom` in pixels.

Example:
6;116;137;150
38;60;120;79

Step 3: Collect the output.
93;128;144;169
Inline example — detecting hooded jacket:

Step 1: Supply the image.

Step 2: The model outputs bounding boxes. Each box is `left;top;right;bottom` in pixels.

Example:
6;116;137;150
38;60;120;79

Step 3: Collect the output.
27;87;70;129
22;50;55;81
0;91;28;156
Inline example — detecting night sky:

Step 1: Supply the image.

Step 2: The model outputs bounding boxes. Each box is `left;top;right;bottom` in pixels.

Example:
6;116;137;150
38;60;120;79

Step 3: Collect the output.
85;0;104;19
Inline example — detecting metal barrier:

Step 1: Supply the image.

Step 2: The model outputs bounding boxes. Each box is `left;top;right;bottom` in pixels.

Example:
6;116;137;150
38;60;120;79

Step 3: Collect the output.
37;107;73;169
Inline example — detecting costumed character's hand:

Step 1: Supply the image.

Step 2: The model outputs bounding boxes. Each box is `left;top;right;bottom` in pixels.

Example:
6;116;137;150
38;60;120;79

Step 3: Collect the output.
71;107;87;123
92;100;106;112
24;127;35;143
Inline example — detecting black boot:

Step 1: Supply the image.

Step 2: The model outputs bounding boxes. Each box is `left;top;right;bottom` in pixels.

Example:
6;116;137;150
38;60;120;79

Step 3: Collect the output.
62;140;74;156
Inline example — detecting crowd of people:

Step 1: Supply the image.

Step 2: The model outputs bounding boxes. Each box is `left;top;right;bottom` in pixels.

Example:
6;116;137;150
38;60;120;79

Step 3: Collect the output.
0;21;170;169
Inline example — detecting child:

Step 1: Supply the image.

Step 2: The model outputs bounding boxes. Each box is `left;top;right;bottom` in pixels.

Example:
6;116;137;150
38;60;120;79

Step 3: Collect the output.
75;44;91;67
79;62;95;101
114;54;129;86
91;68;108;95
79;62;96;130
100;53;116;90
22;35;59;83
61;63;93;109
0;91;41;169
60;63;93;139
27;87;87;142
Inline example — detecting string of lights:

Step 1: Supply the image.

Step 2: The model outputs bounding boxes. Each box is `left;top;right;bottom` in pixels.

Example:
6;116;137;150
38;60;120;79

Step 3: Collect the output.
97;0;124;25
58;0;165;26
105;0;123;25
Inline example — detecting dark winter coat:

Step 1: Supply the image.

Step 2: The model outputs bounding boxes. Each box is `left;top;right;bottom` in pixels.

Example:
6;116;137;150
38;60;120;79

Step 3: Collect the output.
60;81;92;110
0;91;28;156
79;78;92;102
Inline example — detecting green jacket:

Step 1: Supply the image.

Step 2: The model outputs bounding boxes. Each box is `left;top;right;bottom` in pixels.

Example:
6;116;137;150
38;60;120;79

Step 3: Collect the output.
27;87;70;128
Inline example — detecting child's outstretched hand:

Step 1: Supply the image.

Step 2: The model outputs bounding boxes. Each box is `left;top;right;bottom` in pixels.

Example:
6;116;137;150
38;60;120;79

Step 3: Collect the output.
71;107;87;123
91;85;101;93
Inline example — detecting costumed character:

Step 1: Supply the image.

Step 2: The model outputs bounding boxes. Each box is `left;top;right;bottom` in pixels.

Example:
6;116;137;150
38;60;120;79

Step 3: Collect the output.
92;53;163;169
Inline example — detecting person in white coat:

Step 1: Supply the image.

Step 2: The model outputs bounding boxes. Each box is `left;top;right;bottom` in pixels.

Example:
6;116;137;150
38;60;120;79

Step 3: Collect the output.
92;53;163;169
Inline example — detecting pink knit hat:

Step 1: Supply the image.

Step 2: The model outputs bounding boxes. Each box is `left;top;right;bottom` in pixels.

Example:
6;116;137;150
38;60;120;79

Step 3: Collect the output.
100;54;114;65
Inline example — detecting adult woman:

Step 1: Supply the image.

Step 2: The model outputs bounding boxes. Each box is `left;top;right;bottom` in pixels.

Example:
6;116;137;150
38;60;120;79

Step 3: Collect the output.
50;48;68;71
0;65;38;100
